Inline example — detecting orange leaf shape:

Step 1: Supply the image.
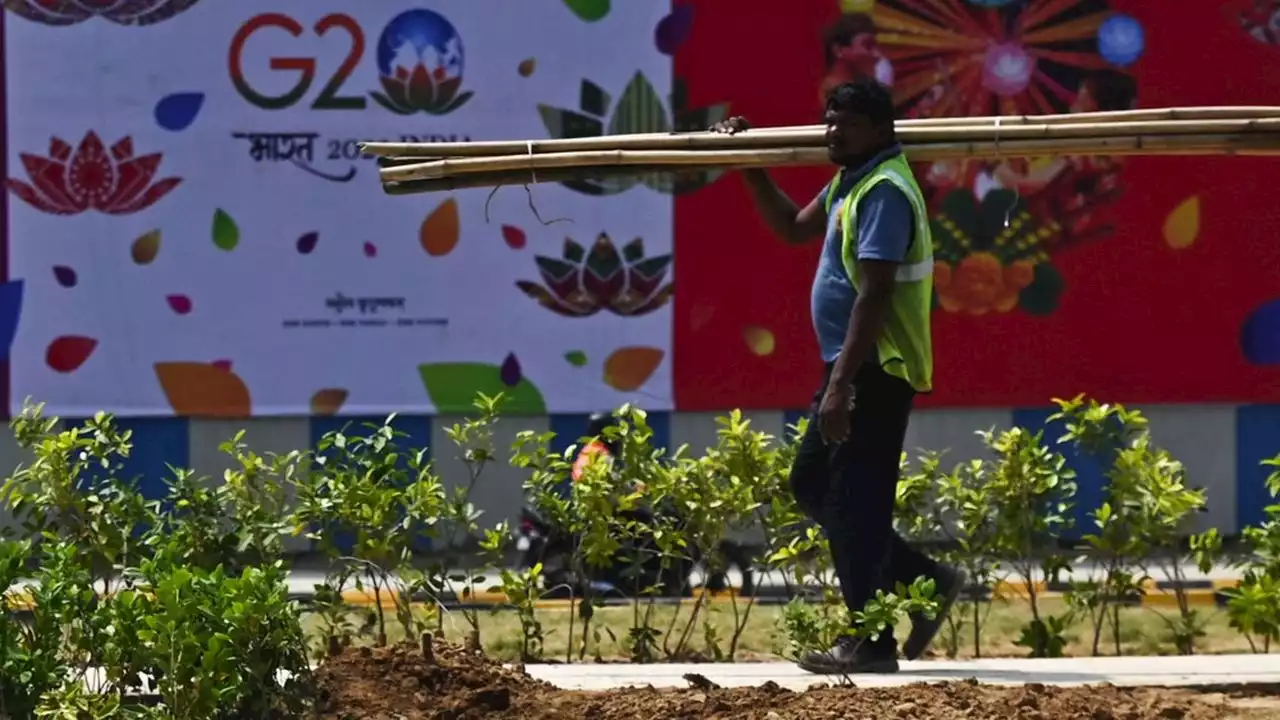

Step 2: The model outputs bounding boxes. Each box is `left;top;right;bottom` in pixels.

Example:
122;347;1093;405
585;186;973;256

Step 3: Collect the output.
310;388;348;415
420;198;460;256
603;347;664;392
131;229;161;265
154;362;252;417
743;326;776;356
1163;195;1200;249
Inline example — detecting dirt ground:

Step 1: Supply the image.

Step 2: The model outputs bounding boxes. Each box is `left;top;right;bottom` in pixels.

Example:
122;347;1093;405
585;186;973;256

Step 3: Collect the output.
309;641;1280;720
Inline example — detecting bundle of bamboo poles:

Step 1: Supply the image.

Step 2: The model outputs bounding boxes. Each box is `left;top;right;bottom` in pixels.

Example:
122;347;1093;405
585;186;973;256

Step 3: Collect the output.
361;106;1280;195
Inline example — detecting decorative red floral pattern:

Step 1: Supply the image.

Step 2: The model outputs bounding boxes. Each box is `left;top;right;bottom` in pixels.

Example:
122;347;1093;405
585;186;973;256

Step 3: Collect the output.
6;132;181;215
1;0;203;27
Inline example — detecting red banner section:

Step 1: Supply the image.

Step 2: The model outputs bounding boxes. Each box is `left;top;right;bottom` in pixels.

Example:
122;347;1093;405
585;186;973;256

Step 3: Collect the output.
673;0;1280;410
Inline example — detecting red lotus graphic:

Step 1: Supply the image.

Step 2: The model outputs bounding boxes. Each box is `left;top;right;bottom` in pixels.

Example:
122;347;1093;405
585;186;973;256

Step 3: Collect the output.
6;132;182;215
2;0;203;26
516;234;673;317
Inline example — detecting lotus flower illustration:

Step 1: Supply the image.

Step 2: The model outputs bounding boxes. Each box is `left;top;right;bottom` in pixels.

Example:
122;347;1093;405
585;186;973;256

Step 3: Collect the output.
2;0;203;26
370;9;473;116
516;234;673;317
538;73;729;196
6;132;182;215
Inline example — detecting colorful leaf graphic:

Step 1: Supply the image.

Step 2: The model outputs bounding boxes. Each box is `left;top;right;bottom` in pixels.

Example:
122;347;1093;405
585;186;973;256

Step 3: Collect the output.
154;92;205;131
420;198;460;256
500;353;523;386
212;209;239;251
310;388;348;415
564;350;588;367
296;232;319;254
166;294;192;315
609;72;671;136
502;225;526;249
0;281;23;361
419;362;546;414
363;241;377;258
46;336;97;373
1163;195;1200;249
131;230;161;265
655;5;694;55
154;361;252;417
562;0;610;22
743;326;776;356
603;347;664;392
53;266;77;287
518;58;536;77
1242;298;1280;365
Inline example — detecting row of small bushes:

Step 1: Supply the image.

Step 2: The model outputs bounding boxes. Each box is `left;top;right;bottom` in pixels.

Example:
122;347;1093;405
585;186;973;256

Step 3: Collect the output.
3;395;1280;716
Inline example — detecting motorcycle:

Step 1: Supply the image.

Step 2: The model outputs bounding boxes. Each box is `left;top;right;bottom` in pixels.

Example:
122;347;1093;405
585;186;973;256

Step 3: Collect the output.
514;413;756;598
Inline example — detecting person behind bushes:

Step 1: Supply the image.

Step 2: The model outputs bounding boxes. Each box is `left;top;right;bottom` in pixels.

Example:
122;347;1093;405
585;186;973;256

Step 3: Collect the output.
711;79;966;674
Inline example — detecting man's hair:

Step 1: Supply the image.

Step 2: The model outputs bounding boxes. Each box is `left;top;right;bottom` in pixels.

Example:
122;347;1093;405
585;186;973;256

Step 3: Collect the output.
822;13;877;68
826;79;897;134
1085;70;1137;112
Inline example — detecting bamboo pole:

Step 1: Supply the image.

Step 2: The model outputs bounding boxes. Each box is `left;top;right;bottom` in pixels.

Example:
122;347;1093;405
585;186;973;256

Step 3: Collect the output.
360;106;1280;159
381;133;1280;195
380;130;1280;184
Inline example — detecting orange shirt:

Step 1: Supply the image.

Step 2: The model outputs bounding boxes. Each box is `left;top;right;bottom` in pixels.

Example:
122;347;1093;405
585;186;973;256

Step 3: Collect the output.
571;440;613;482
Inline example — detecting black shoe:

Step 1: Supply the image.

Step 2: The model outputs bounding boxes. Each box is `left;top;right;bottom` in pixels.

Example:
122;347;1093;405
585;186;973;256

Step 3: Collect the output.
797;637;899;674
903;565;968;661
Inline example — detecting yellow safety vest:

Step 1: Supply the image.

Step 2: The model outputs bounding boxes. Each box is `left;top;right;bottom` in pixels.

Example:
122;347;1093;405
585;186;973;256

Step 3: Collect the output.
822;154;934;392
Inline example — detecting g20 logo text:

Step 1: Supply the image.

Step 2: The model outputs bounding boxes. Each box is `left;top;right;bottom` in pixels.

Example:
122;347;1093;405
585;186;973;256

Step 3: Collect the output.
228;8;473;116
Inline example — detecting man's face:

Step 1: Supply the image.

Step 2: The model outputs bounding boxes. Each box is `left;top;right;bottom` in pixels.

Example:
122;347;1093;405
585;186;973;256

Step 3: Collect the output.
825;108;879;164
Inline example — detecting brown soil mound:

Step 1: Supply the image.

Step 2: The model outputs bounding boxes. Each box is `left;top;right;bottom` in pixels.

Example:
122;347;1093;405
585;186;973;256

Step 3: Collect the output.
309;642;1240;720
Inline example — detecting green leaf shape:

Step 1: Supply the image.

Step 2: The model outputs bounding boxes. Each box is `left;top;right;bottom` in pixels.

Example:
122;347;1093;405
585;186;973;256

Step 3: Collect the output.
538;105;605;140
419;362;546;414
1019;262;1064;316
580;80;611;117
563;0;611;22
609;72;670;136
564;350;588;367
212;209;239;251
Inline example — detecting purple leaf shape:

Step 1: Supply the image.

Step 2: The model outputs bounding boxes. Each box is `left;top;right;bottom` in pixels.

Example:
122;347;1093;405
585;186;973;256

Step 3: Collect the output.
1242;297;1280;365
296;232;319;254
53;266;77;287
655;5;694;55
154;92;205;132
500;352;522;386
363;241;377;258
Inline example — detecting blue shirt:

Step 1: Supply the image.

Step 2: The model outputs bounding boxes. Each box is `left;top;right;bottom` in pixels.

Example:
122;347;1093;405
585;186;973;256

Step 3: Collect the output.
810;145;915;363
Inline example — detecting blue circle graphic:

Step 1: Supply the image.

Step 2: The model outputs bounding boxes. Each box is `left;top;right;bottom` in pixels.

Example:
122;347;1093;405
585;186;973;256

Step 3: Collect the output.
375;9;465;81
1098;14;1145;67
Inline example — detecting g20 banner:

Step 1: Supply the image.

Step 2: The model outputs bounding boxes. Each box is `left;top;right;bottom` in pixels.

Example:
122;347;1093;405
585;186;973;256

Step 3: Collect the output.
671;0;1280;410
3;0;684;417
6;0;1280;418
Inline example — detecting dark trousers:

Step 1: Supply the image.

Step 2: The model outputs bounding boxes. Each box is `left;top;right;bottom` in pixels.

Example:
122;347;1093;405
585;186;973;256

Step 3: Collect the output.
789;362;939;649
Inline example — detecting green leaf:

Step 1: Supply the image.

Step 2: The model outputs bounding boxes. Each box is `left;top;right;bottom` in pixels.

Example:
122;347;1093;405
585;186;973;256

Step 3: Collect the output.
419;362;547;414
609;72;670;136
563;0;611;22
1019;262;1064;316
564;350;588;367
212;209;239;251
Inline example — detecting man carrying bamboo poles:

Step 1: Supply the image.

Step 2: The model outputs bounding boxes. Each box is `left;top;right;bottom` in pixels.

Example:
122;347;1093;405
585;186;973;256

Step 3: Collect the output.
711;79;966;674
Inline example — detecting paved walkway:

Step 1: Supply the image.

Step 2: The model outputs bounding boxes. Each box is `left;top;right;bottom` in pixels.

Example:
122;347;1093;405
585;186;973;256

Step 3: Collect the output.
523;654;1280;691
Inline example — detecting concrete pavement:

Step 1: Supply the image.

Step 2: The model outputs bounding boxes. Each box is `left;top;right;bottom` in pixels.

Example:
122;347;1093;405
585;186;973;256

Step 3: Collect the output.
523;654;1280;691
